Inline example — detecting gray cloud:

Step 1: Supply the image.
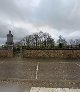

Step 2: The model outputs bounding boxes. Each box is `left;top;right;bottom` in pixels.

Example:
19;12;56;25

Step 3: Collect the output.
33;0;80;30
0;0;80;45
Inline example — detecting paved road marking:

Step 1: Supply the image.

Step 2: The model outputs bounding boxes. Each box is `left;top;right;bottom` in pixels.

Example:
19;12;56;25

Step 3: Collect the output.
76;63;80;67
30;87;80;92
36;63;39;79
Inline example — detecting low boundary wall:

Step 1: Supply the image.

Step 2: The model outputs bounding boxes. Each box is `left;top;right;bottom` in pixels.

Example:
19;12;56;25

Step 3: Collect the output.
22;50;80;58
0;50;13;58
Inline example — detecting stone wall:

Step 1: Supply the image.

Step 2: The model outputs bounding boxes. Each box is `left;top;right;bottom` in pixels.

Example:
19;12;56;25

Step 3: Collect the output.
0;50;13;58
22;50;80;58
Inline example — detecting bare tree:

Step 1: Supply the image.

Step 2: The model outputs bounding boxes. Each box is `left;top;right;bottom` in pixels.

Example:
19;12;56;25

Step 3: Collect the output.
70;39;75;48
19;31;55;49
57;35;67;48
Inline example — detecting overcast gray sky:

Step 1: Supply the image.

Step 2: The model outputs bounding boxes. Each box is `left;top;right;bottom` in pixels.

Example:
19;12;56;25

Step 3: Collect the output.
0;0;80;44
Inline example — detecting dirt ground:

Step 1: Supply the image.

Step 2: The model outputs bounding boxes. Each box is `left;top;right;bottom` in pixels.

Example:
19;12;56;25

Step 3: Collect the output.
0;58;80;88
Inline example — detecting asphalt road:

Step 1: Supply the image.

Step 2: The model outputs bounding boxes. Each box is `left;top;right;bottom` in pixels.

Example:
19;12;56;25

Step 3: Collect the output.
0;58;80;88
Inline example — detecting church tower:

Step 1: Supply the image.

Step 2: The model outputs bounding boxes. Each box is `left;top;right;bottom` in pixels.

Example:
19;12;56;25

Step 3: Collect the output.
6;30;14;45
